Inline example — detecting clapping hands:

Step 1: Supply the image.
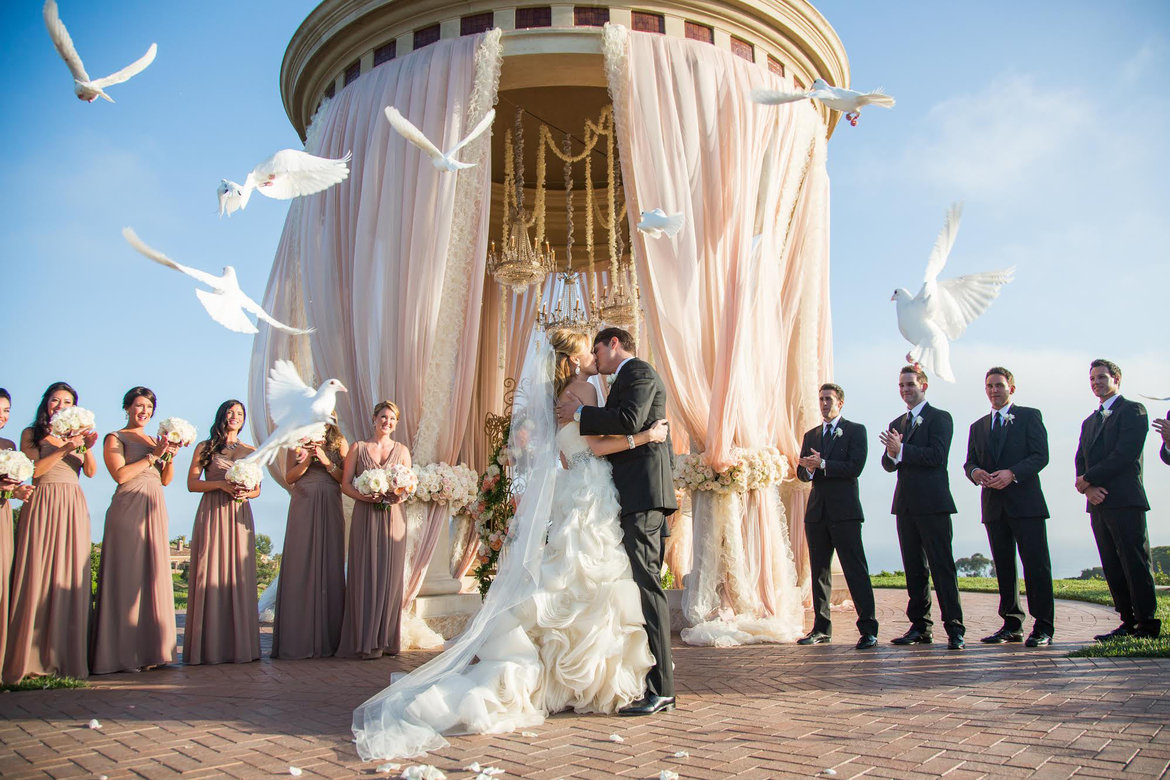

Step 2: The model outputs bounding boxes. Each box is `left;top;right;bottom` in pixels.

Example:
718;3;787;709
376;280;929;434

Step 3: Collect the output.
797;449;821;472
878;428;902;458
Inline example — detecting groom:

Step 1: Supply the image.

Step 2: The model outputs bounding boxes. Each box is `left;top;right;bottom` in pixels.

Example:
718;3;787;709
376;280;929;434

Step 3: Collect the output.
555;327;677;715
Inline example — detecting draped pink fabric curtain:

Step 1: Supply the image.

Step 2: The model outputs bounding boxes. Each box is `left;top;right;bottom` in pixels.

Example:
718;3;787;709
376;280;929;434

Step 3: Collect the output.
249;33;500;601
605;28;833;597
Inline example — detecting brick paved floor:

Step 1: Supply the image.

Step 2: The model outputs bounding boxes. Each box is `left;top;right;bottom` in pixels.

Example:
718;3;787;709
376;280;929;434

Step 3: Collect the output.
2;590;1168;779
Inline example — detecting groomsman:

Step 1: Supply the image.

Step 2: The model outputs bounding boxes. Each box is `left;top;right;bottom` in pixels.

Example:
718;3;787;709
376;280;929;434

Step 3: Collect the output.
963;367;1055;647
880;365;965;649
795;383;878;650
1075;359;1159;640
1153;413;1170;466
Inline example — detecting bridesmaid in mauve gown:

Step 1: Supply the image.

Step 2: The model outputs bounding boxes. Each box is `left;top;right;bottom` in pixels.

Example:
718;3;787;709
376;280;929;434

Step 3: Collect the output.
90;387;180;674
183;400;261;665
271;419;348;659
0;389;36;668
3;381;98;684
336;400;410;659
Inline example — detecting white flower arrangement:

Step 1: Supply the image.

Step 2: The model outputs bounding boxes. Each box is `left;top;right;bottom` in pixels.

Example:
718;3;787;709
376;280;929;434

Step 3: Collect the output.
50;406;96;451
409;462;479;515
157;417;197;462
224;460;263;502
354;467;391;509
0;449;34;499
833;427;843;439
912;415;923;427
1003;413;1015;425
673;446;789;494
1101;409;1112;419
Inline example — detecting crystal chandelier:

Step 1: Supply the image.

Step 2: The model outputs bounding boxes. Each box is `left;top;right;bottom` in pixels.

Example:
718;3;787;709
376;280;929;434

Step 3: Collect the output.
598;261;639;327
537;271;600;334
487;217;554;292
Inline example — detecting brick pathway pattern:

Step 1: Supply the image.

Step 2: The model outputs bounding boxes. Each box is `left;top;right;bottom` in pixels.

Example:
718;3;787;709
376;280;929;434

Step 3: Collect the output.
2;590;1168;779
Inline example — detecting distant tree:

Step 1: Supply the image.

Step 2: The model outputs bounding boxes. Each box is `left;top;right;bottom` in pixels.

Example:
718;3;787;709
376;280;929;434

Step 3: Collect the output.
255;533;273;557
90;543;102;598
1152;546;1170;575
1077;566;1106;580
255;534;279;594
955;553;992;577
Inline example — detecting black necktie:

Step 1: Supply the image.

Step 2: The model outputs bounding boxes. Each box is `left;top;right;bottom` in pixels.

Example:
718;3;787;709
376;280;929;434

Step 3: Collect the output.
1097;404;1105;420
904;411;913;432
992;412;1002;431
822;424;832;449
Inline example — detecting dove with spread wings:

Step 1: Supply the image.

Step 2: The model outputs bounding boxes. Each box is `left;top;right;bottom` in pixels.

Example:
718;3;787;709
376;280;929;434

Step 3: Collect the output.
217;149;352;217
891;204;1015;383
752;78;894;127
43;0;157;103
245;361;347;467
384;106;495;172
123;227;314;336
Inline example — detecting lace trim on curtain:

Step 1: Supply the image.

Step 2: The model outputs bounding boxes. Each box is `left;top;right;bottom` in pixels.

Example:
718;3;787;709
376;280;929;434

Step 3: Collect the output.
403;29;503;621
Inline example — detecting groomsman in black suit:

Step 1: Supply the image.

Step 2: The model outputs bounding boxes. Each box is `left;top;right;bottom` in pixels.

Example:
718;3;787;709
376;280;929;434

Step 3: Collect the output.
1153;413;1170;466
1075;359;1159;640
796;383;878;650
963;367;1055;647
880;365;965;649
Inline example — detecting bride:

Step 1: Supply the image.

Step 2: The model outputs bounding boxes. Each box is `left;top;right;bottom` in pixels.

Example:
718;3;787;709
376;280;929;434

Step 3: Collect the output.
353;328;670;761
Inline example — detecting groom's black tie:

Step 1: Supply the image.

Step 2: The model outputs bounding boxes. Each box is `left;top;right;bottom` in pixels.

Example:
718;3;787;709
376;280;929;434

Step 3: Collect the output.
822;423;832;451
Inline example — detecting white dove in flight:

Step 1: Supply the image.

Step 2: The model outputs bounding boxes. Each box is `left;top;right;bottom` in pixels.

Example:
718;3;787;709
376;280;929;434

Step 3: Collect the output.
891;204;1015;383
217;149;351;217
245;361;347;467
1139;395;1170;401
122;227;315;336
384;106;496;172
637;209;684;239
752;78;895;127
43;0;157;103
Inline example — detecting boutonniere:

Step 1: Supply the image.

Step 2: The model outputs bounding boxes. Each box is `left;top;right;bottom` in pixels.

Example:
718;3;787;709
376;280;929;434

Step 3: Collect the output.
1003;413;1015;425
833;427;843;439
912;416;922;427
606;373;617;386
1101;409;1112;419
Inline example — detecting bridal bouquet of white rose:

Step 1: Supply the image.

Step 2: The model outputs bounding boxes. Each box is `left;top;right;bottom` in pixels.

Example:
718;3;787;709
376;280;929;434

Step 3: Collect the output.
410;462;478;515
224;461;263;503
354;467;392;510
156;417;198;463
0;449;35;499
50;406;97;452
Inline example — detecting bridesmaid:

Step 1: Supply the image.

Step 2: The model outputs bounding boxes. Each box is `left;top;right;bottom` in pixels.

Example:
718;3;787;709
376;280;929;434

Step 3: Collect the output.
90;387;180;674
184;400;261;665
3;382;97;684
271;418;348;659
0;389;36;668
337;401;410;659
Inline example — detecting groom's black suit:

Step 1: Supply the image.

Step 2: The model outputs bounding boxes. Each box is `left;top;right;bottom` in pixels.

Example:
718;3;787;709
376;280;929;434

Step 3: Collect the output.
579;357;677;699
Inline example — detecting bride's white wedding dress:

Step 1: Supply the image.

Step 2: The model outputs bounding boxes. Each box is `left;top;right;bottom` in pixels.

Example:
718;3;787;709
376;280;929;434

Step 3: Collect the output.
352;421;652;761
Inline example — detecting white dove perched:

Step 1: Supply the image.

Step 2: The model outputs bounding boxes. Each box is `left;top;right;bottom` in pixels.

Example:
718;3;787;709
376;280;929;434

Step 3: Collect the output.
636;209;684;239
891;204;1015;383
217;149;352;217
752;78;895;127
384;106;495;172
245;361;347;467
122;227;314;336
43;0;157;103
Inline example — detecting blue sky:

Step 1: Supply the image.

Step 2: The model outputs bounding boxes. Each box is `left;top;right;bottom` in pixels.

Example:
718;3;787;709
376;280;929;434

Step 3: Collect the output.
1;1;1166;577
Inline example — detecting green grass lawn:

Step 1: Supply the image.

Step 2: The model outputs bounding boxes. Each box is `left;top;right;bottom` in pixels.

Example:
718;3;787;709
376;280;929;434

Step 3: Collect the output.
0;675;88;693
871;574;1170;658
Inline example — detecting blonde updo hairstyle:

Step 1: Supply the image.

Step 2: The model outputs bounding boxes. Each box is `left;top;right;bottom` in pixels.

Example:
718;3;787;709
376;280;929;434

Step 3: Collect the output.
548;328;589;401
372;400;399;421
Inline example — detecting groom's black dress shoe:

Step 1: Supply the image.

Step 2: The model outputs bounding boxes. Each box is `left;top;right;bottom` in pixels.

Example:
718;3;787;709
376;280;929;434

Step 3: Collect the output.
980;627;1024;644
797;630;831;645
618;695;676;716
855;634;878;650
1025;632;1052;647
890;628;932;645
947;634;965;650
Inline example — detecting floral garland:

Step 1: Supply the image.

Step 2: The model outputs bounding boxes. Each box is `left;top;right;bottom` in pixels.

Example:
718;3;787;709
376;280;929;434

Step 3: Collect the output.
673;446;790;494
469;420;515;597
408;462;479;516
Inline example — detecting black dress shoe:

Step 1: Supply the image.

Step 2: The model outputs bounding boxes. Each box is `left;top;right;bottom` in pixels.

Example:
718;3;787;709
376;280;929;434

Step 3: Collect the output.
980;627;1024;644
618;695;676;716
891;628;933;645
1024;632;1052;647
947;634;965;650
797;630;831;645
855;634;878;650
1094;625;1133;642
